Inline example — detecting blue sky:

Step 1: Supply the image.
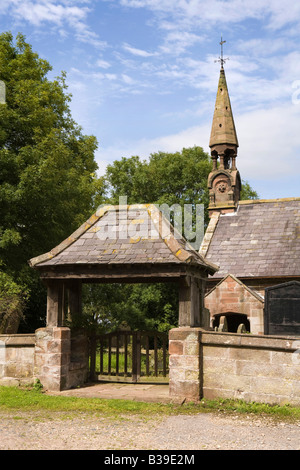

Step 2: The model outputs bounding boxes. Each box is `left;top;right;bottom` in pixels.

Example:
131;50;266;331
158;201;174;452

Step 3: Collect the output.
1;0;300;200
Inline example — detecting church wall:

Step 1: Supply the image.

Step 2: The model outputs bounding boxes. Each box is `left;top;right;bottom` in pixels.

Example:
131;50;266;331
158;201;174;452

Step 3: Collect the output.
205;275;264;335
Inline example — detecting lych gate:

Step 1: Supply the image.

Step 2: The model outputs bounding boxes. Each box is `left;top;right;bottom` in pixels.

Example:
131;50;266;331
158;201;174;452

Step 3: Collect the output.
29;203;217;392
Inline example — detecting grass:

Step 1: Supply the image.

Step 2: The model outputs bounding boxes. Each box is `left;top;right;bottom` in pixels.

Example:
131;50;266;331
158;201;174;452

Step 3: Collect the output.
0;385;300;422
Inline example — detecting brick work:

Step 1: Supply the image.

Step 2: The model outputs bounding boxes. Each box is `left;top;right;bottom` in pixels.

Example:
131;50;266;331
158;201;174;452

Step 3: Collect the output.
205;274;264;334
34;327;71;391
34;327;89;391
169;328;203;401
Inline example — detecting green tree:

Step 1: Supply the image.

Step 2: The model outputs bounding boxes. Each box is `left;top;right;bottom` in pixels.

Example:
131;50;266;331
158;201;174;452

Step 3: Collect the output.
82;282;178;334
0;32;104;331
106;146;212;206
105;146;258;222
0;270;28;333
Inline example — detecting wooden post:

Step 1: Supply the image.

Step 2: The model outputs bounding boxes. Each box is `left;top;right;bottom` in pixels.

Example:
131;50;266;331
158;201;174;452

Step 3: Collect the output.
89;336;96;381
178;277;191;327
178;276;202;327
132;332;141;383
46;281;64;327
191;277;201;327
124;334;128;377
66;280;82;325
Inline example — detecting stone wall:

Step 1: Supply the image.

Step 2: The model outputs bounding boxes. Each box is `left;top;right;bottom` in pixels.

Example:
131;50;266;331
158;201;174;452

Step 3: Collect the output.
2;326;300;406
0;328;89;391
0;334;35;386
169;327;300;406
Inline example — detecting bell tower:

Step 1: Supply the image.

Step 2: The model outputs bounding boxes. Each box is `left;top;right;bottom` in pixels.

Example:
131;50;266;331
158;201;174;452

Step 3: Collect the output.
208;38;241;217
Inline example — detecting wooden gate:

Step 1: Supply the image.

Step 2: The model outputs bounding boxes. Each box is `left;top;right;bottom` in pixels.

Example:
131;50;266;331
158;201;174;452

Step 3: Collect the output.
89;330;169;383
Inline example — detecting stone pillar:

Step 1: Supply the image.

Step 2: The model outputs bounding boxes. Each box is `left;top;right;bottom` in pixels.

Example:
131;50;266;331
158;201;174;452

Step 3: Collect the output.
169;328;202;401
231;154;237;170
219;153;225;169
34;327;71;391
178;276;204;327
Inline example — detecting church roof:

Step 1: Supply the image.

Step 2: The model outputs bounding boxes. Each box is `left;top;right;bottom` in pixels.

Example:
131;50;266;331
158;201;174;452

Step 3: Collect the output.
29;204;217;275
200;198;300;279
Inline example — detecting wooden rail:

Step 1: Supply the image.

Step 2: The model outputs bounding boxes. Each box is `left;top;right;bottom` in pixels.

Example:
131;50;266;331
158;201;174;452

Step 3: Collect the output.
89;330;169;383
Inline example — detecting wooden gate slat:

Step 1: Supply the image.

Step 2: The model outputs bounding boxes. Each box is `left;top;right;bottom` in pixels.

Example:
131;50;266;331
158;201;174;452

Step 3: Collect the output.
124;334;128;376
100;340;104;375
116;332;119;376
89;330;169;383
108;336;111;375
145;335;150;376
162;337;167;377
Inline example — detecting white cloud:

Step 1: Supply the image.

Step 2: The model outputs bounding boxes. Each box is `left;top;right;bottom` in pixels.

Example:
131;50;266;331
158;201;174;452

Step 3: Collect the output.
122;74;136;85
96;122;211;167
119;0;300;32
4;0;107;49
122;43;156;57
10;1;89;26
238;103;300;179
96;100;300;185
159;31;205;55
96;59;111;69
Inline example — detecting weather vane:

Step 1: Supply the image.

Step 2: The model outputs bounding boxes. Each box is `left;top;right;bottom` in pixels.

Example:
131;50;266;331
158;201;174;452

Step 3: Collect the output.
215;36;229;68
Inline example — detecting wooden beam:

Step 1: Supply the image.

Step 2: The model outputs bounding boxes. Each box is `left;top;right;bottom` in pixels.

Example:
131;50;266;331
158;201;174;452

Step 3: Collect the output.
46;280;63;327
178;276;204;327
178;276;192;327
36;263;190;281
66;280;82;324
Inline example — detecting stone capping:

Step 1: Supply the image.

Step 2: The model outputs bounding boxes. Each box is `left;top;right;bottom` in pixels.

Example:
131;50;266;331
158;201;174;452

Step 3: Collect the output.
201;330;300;352
238;197;300;206
199;212;220;259
0;334;35;347
169;327;300;352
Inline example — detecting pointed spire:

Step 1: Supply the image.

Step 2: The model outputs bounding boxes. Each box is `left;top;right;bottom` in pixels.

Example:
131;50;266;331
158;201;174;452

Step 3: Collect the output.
209;65;238;151
207;38;241;217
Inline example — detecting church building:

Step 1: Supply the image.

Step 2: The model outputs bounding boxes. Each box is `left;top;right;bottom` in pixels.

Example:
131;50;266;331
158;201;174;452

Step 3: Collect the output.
200;44;300;336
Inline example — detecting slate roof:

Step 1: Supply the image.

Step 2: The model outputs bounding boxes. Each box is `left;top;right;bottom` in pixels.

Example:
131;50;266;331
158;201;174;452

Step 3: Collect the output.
201;198;300;279
29;204;217;274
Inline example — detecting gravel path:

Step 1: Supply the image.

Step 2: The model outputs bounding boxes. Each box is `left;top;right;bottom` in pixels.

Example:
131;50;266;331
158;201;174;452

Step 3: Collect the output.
0;410;299;450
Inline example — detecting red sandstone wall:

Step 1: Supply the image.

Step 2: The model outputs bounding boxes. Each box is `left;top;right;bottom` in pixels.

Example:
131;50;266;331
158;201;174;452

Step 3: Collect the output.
205;275;264;334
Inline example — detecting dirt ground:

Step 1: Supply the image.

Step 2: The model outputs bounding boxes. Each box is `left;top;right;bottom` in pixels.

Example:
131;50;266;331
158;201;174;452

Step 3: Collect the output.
0;409;299;450
0;382;299;451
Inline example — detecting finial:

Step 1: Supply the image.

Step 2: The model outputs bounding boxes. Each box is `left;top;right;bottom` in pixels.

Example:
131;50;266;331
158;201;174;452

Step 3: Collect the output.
215;35;229;69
